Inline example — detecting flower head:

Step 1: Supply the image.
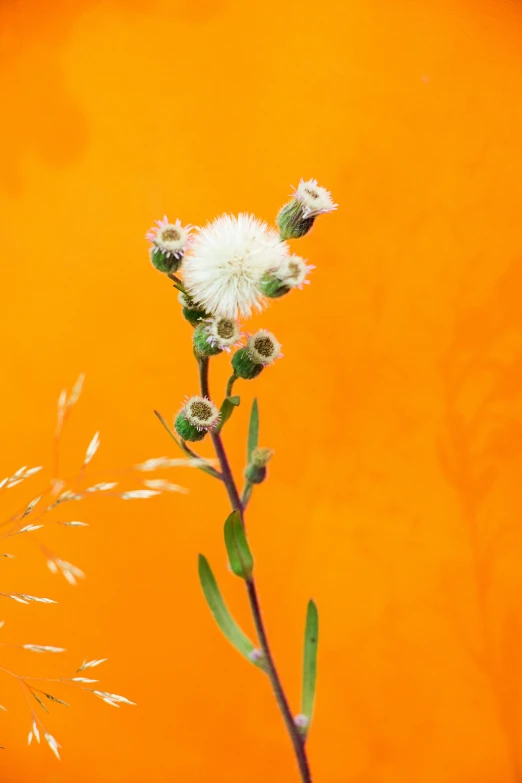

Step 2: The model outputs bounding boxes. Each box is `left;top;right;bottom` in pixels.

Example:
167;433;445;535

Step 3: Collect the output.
205;317;242;351
146;216;193;273
246;330;281;366
294;179;337;218
175;396;220;442
183;213;289;319
277;179;336;240
260;255;314;298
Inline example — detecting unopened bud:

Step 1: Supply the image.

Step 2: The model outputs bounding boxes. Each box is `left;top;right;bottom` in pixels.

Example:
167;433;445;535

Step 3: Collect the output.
146;218;193;273
294;714;310;737
277;179;337;240
178;292;209;327
245;447;274;484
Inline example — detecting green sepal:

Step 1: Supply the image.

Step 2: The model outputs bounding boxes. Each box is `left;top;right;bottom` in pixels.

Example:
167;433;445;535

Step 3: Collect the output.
276;200;316;240
150;247;182;273
259;273;291;299
244;463;266;484
232;348;263;380
223;510;254;580
198;554;260;666
175;411;207;442
182;307;208;327
301;599;319;735
247;398;259;462
193;324;222;357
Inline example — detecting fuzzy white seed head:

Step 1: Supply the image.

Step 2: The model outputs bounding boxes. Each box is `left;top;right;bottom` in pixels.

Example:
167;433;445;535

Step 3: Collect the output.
146;216;193;260
183;213;289;318
277;255;314;289
183;396;220;432
246;330;282;366
204;316;242;352
295;179;337;218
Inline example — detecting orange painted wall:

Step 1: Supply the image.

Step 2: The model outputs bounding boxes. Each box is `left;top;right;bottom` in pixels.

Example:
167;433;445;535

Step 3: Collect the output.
1;0;522;781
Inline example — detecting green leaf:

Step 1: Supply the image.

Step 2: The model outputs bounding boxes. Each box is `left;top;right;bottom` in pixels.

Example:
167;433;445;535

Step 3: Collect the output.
223;510;254;580
228;395;240;406
217;398;235;433
198;555;260;665
247;398;259;462
301;600;319;732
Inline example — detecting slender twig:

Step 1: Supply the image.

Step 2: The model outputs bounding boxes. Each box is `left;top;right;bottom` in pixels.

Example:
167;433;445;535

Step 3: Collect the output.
199;357;312;783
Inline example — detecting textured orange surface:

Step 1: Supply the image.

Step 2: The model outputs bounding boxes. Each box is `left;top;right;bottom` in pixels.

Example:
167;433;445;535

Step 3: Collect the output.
1;0;522;781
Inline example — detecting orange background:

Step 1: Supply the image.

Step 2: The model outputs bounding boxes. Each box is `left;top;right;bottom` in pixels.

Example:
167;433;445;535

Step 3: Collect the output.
1;0;522;781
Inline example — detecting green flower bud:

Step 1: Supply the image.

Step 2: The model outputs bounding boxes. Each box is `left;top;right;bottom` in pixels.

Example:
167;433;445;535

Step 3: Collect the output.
259;273;291;299
231;330;282;380
178;292;209;327
260;256;313;299
193;324;223;357
245;447;274;484
231;348;264;380
277;200;315;240
277;179;337;240
150;247;183;274
175;396;220;442
174;412;207;442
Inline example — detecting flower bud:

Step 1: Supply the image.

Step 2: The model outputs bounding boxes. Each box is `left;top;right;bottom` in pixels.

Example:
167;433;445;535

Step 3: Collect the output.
146;217;193;273
175;396;220;442
232;330;282;380
231;348;264;380
193;324;223;357
178;292;209;327
193;316;242;357
277;179;336;240
294;714;310;737
245;447;274;484
260;256;313;299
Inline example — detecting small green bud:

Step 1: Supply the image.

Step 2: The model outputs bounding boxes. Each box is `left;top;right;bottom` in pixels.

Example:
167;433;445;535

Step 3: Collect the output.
178;291;209;327
259;273;291;299
277;200;315;240
175;396;221;442
231;348;264;380
277;179;337;240
193;324;223;357
150;247;183;274
245;447;274;484
175;412;207;442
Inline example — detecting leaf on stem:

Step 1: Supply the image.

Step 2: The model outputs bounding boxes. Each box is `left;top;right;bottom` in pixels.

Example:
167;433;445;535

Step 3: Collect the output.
198;555;260;666
223;510;253;580
247;398;259;462
301;600;319;736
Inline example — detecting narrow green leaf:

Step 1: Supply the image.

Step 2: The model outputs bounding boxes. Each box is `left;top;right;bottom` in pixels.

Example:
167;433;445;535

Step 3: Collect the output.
153;410;221;480
217;398;235;433
198;555;259;666
223;510;254;580
301;600;319;731
228;395;240;406
247;398;259;462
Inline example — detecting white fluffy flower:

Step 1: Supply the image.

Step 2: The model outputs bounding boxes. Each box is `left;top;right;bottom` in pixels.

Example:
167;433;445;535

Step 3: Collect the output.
183;213;289;318
295;179;337;218
246;330;282;366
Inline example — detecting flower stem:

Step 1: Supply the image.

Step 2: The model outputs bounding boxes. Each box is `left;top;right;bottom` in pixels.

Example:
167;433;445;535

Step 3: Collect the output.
226;374;238;398
199;357;312;783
